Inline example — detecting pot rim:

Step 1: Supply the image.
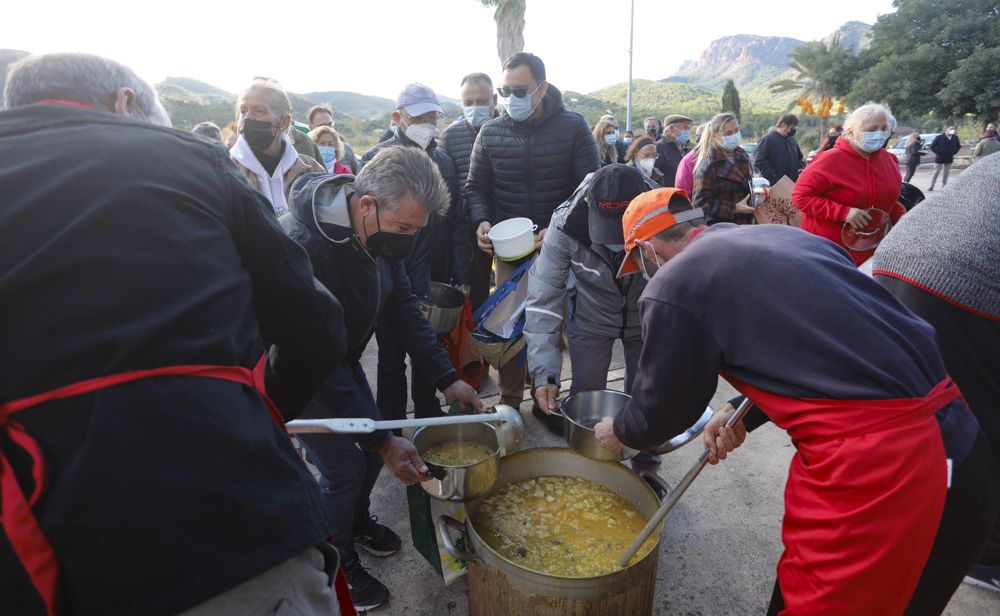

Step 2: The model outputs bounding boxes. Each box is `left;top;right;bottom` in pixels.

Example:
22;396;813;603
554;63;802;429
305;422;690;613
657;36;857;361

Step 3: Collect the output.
464;447;661;581
413;424;501;469
561;389;632;432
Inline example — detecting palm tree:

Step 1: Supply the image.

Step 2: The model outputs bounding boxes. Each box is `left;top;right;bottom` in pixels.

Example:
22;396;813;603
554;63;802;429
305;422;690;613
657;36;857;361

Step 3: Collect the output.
479;0;526;67
770;37;856;137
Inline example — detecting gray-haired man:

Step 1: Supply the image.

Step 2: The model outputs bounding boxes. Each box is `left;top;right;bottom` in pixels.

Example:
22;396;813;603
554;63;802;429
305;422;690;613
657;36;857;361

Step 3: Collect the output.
280;146;484;610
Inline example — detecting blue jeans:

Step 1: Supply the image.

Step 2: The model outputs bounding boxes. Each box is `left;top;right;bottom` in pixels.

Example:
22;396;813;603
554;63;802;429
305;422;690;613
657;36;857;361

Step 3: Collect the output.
297;362;384;553
375;317;443;422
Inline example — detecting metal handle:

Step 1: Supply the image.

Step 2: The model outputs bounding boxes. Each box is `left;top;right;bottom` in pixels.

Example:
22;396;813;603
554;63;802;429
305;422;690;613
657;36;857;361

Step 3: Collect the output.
638;470;672;500
651;406;714;454
436;515;476;562
617;398;754;567
286;418;376;434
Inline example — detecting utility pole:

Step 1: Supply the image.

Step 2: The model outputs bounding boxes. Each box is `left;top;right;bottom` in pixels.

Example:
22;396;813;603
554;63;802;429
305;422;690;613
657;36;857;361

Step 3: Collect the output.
626;0;635;132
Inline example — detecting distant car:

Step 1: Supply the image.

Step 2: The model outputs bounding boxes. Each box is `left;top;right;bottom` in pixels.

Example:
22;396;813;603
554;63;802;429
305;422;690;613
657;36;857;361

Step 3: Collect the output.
887;133;936;165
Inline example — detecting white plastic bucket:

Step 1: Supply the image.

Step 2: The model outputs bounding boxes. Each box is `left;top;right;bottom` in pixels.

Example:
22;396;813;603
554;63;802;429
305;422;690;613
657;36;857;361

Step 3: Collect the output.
488;217;538;261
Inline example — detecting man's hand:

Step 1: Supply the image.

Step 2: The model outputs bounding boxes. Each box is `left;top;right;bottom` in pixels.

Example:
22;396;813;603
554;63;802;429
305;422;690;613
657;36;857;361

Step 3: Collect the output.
476;222;493;255
377;435;429;485
845;207;873;231
533;385;560;414
703;403;748;465
443;379;486;413
734;195;756;215
533;227;548;249
594;417;623;453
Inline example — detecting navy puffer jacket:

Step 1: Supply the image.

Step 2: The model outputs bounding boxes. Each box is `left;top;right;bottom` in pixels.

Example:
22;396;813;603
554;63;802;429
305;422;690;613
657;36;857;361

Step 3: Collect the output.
465;85;600;229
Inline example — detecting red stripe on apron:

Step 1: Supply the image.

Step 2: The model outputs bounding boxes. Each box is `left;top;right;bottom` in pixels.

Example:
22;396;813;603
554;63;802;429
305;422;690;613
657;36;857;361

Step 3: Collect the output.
0;354;306;615
723;375;960;616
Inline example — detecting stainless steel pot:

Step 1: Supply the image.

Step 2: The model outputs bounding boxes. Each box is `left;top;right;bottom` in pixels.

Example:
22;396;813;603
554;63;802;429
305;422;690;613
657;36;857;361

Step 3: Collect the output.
412;422;500;502
418;282;464;334
438;448;666;611
558;390;714;462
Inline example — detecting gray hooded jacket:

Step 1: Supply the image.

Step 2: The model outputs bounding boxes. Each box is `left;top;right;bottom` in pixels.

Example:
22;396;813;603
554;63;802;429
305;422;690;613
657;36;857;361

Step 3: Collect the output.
525;174;648;387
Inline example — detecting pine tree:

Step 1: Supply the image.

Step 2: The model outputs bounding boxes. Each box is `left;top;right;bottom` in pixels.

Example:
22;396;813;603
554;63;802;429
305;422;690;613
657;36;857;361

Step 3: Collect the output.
721;80;741;120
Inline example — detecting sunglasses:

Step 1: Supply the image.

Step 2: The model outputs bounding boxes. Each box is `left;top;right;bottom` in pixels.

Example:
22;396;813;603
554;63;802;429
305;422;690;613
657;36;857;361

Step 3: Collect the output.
497;80;541;99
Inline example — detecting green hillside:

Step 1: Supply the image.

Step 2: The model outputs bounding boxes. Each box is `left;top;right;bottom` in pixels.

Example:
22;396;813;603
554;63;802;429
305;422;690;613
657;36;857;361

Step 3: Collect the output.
587;80;722;119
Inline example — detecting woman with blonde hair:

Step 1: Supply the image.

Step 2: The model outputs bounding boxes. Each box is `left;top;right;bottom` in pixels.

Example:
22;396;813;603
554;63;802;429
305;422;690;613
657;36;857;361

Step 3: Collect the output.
307;125;353;175
793;103;905;265
903;132;923;183
593;117;624;166
692;112;755;225
229;79;324;216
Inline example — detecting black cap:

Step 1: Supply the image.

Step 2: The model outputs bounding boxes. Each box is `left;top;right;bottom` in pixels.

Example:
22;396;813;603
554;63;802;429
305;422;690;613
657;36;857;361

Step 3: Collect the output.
587;164;649;245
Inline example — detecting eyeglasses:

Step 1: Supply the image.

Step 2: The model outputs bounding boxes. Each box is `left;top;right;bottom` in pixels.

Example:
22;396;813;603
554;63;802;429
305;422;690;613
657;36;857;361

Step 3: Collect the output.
497;80;541;99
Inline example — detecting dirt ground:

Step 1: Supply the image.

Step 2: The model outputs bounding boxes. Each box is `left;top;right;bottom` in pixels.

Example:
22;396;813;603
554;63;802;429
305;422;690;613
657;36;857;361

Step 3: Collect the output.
342;163;996;615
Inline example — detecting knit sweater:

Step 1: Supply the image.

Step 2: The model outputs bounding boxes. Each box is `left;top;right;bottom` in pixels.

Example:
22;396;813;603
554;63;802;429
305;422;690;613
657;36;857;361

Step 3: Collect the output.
872;153;1000;319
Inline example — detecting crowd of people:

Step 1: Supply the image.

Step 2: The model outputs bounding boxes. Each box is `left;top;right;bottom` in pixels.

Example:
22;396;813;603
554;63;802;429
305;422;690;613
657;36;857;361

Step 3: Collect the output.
1;48;998;616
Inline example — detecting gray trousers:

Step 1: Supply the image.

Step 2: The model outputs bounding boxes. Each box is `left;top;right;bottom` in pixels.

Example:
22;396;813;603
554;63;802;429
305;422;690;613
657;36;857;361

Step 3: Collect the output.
177;548;340;616
566;322;660;468
930;162;952;188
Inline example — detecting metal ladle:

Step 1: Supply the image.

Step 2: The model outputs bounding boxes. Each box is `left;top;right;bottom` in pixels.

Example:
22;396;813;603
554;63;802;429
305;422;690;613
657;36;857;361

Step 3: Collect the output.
617;398;754;567
286;404;525;455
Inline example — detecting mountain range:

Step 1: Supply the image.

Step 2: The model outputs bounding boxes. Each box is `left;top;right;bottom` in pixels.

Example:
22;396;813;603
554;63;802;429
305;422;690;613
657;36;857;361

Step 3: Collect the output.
0;21;871;145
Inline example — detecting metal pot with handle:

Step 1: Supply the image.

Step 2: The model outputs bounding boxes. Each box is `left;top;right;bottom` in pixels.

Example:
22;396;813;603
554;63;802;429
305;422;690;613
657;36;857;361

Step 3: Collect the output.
555;390;714;462
437;448;669;615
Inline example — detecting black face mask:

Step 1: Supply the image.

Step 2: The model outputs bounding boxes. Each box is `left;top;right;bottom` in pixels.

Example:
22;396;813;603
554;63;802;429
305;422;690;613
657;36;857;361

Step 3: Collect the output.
241;118;279;151
364;200;415;261
787;126;798;137
646;128;659;140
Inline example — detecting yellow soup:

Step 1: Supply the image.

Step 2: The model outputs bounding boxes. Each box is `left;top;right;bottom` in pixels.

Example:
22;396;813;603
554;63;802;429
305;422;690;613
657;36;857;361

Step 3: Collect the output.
422;441;494;467
473;475;658;577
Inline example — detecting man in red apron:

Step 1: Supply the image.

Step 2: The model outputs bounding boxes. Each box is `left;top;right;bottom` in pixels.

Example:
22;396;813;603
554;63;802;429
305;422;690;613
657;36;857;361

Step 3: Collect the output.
595;188;998;615
1;53;355;615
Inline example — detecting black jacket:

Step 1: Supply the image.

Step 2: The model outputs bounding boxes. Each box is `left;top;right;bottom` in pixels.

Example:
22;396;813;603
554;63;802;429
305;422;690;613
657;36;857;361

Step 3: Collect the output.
654;137;690;187
0;104;346;615
905;140;924;167
466;85;600;228
930;133;961;164
361;132;471;290
280;174;459;448
753;130;805;184
440;114;496;189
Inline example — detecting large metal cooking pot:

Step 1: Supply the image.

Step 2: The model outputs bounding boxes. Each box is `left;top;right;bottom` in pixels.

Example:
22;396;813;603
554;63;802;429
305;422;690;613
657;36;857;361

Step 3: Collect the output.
438;448;667;614
418;282;464;334
558;390;714;462
413;422;500;502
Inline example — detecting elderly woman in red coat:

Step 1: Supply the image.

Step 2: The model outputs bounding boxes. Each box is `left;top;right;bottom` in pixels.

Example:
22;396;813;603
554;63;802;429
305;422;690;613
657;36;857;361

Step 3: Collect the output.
793;104;905;265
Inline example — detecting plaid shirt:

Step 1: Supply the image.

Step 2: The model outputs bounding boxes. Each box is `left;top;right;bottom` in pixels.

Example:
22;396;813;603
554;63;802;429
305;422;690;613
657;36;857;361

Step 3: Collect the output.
693;146;753;225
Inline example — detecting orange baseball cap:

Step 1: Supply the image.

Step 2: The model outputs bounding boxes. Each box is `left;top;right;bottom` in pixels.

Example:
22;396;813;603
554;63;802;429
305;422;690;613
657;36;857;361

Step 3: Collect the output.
617;188;702;278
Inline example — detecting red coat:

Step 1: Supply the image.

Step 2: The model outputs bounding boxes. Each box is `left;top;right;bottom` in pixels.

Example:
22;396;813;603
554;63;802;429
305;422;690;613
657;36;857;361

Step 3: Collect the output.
793;137;904;265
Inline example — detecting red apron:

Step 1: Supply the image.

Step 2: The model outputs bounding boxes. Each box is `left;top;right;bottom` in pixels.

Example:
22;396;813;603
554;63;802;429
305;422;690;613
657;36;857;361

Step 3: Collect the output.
1;356;356;616
724;374;960;616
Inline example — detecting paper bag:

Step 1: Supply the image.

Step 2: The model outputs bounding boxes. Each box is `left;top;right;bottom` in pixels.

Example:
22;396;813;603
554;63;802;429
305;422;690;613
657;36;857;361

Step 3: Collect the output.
754;175;801;227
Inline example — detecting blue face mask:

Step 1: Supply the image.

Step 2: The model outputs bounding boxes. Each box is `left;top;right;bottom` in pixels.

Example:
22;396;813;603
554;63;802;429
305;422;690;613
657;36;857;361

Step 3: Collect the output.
677;130;690;145
604;131;619;146
506;92;537;122
463;105;491;128
318;146;337;168
605;244;625;253
722;131;741;151
623;137;633;146
859;131;889;153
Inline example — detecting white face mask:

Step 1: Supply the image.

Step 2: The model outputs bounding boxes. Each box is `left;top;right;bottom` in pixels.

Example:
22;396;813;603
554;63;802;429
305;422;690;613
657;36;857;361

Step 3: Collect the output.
403;122;436;149
637;241;662;281
637;159;655;177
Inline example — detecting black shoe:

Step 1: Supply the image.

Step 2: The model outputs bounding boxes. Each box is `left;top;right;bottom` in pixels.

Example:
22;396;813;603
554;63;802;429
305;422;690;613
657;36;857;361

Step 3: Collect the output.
355;516;401;556
532;404;565;436
343;551;389;611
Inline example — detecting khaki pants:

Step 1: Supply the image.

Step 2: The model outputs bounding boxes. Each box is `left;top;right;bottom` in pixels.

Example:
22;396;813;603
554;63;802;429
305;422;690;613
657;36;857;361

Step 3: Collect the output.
177;548;341;616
